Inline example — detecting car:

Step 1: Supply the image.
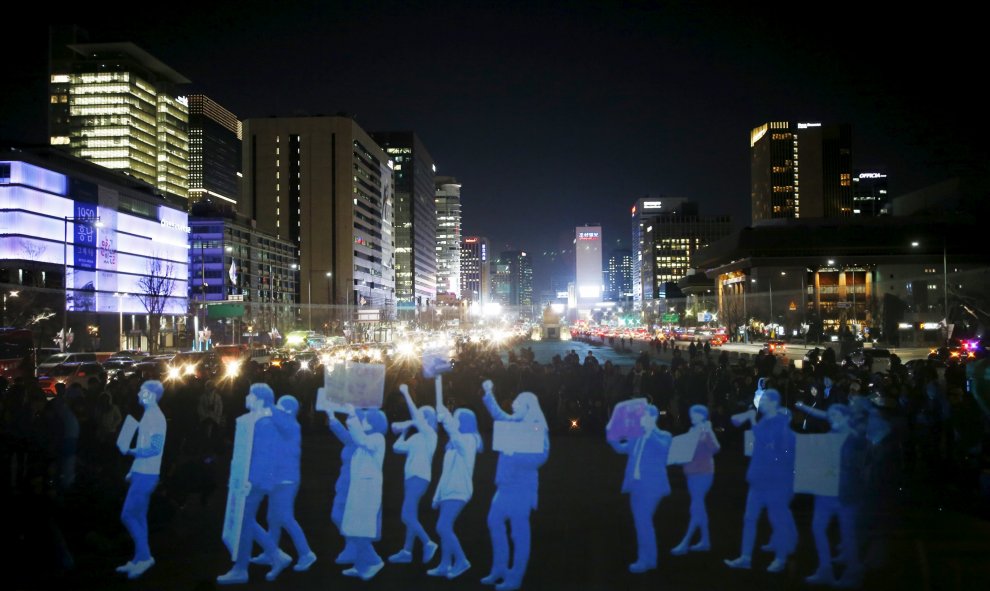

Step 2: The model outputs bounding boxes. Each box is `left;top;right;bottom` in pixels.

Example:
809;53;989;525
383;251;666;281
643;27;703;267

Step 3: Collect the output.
126;355;174;381
37;361;107;397
843;347;895;374
34;347;62;365
102;356;135;378
761;340;787;356
112;350;150;361
35;352;98;377
166;351;218;382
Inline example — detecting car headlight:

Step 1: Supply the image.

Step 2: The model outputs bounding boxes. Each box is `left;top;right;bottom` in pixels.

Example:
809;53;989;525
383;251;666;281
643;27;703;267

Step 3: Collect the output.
184;364;196;375
299;360;310;371
167;366;181;380
225;360;241;378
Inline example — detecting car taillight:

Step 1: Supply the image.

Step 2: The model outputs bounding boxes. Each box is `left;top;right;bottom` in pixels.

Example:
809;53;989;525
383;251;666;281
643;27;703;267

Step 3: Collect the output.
77;371;86;376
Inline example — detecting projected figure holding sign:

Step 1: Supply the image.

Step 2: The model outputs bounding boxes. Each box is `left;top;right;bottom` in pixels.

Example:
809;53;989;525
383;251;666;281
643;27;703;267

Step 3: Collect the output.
670;404;720;556
388;384;439;565
115;380;166;579
320;394;359;565
799;404;866;587
339;404;388;581
480;380;549;591
724;389;797;574
428;406;482;579
608;403;672;573
217;384;289;585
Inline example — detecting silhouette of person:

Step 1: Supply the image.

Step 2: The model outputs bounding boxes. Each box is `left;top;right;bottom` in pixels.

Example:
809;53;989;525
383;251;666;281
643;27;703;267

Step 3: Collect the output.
428;406;483;579
671;404;720;555
251;395;317;572
217;383;290;584
609;403;673;573
388;384;438;564
116;380;166;579
340;404;388;580
725;388;797;573
480;380;549;591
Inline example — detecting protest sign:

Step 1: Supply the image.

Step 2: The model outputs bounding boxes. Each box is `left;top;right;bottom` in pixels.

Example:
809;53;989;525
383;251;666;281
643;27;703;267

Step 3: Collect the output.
667;429;701;464
222;413;257;560
493;421;546;454
422;347;452;378
606;398;648;441
319;361;385;408
794;432;847;496
116;415;139;454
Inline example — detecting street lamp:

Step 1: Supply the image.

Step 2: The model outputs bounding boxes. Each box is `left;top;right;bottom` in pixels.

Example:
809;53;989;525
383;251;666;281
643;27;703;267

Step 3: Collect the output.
2;290;19;326
63;215;101;352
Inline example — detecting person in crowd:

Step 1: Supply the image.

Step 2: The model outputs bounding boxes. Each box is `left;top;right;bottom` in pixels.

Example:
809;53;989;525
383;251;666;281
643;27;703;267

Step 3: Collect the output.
322;395;359;565
339;404;388;581
388;384;439;564
217;383;289;585
251;395;317;572
671;404;720;555
609;403;672;573
428;406;483;579
480;379;549;591
116;380;167;580
725;389;797;573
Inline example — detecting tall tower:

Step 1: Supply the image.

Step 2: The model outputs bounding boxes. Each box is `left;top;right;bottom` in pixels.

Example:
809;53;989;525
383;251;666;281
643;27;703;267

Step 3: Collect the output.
435;176;461;298
369;132;436;310
605;248;632;302
460;236;490;303
750;121;852;223
187;95;241;207
242;116;395;313
49;27;190;198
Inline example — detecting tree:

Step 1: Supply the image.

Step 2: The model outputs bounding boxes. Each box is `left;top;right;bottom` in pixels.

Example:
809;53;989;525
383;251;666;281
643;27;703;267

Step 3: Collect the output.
137;258;176;354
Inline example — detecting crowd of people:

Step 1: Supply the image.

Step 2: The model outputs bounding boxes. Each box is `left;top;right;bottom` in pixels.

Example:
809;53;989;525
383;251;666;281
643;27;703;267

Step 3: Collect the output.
0;335;987;588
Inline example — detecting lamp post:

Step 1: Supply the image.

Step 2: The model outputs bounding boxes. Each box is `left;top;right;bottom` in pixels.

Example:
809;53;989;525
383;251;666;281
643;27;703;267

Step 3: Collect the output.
63;215;101;352
3;290;19;327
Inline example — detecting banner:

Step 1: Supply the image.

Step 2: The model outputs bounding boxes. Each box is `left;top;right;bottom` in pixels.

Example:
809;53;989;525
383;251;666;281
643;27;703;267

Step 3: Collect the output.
667;429;701;465
493;421;546;454
794;432;847;496
606;398;648;441
319;361;385;409
222;413;258;560
422;347;452;378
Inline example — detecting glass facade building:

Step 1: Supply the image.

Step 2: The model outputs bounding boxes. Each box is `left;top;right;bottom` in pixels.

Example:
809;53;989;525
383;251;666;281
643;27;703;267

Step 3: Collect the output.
188;95;241;206
435;177;461;298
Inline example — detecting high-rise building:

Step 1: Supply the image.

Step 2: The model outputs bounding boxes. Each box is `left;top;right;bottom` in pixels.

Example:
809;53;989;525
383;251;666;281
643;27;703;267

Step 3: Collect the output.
575;225;603;308
435;176;461;298
492;251;532;308
639;201;731;302
49;27;190;198
852;171;889;216
241;116;395;316
460;236;490;303
187;95;241;207
631;197;688;310
369;132;436;311
750;122;852;223
605;248;633;301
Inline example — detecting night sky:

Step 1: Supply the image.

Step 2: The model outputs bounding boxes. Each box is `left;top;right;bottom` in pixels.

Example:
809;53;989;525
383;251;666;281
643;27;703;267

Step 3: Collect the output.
4;1;984;281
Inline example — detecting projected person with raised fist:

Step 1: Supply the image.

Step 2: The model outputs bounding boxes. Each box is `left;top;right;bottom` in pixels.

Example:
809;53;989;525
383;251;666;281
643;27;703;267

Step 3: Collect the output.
388;384;438;565
340;404;388;581
323;398;358;564
217;383;289;585
671;404;719;555
480;380;549;591
428;406;483;579
724;388;797;574
609;403;673;573
116;380;166;580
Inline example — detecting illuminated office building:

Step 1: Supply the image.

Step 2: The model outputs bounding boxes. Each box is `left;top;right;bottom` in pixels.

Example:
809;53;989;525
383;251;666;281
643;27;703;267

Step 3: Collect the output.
370;132;436;310
242;116;395;315
187;95;241;207
750;122;852;223
493;251;532;308
435;176;461;298
460;236;490;303
575;225;603;308
605;248;632;302
852;171;889;216
630;197;687;309
49;27;190;199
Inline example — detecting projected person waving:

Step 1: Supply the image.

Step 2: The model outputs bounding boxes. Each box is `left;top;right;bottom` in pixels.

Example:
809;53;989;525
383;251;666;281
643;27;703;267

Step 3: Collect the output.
608;403;672;573
116;380;166;580
480;379;549;591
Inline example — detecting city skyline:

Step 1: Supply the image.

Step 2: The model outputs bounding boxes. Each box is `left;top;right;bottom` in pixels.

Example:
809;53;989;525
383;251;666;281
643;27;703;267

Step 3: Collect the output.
3;2;983;257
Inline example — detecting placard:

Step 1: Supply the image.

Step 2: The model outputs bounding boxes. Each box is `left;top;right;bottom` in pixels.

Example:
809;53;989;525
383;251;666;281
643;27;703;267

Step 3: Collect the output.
667;429;701;465
744;430;754;457
222;413;257;560
320;361;385;408
422;347;452;378
794;432;847;496
493;421;546;454
606;398;648;441
116;415;139;454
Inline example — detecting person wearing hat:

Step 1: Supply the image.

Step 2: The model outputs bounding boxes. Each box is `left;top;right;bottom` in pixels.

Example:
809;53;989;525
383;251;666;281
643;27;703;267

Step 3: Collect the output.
116;380;167;579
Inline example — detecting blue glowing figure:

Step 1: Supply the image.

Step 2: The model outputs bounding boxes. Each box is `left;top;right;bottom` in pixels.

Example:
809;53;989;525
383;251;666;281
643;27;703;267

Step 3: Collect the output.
725;388;798;573
217;384;290;585
480;380;549;591
671;404;720;556
323;397;359;565
115;380;166;580
609;403;673;573
388;384;439;565
428;407;483;579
